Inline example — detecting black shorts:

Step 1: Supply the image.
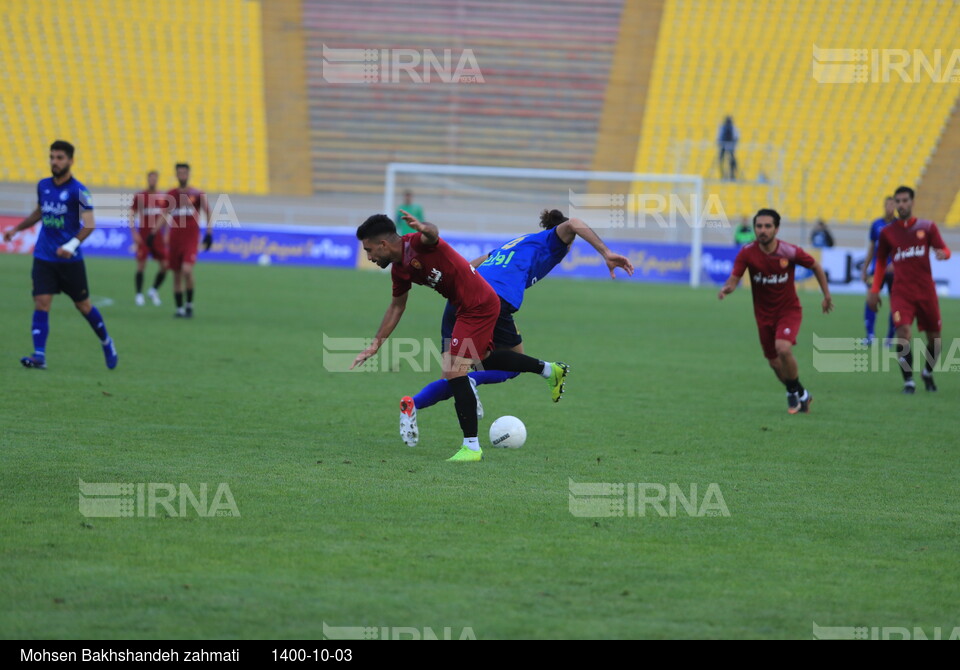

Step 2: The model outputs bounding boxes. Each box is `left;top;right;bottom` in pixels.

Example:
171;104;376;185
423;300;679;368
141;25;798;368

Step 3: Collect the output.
882;273;894;294
441;296;522;352
32;257;90;302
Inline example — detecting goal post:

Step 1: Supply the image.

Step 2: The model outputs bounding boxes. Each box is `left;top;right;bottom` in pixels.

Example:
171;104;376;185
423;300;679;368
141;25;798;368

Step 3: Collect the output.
384;162;707;287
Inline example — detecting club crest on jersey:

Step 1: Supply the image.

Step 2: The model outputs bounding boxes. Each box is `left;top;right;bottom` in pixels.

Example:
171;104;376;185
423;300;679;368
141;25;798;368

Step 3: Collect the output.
411;259;422;270
779;258;789;268
59;190;69;201
917;230;926;239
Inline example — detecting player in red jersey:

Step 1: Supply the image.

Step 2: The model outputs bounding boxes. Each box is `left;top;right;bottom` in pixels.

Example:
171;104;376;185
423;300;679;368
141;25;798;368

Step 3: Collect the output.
129;170;168;306
718;209;833;413
165;163;212;318
867;186;951;393
351;212;569;462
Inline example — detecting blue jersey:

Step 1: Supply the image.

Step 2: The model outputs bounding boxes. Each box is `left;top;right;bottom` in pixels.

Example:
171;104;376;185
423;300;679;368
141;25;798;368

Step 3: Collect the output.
35;176;94;263
477;228;570;310
868;217;891;274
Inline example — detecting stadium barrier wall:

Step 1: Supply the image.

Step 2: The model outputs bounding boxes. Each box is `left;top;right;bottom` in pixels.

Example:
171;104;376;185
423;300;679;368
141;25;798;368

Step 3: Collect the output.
3;219;956;296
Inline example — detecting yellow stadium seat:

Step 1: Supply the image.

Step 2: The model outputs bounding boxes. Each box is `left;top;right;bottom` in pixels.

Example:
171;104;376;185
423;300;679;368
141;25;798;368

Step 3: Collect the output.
633;0;960;224
1;0;268;194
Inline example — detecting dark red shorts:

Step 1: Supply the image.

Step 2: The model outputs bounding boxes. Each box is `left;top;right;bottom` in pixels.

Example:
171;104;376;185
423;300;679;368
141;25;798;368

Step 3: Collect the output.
891;292;941;333
449;292;499;360
136;233;167;262
167;238;198;271
756;310;802;360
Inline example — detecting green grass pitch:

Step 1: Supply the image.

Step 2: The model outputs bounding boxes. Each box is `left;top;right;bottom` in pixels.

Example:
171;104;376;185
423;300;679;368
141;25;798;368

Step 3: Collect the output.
1;254;958;639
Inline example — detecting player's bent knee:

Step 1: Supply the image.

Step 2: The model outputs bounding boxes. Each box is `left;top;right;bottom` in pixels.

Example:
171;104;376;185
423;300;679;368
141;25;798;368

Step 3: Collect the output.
74;299;92;314
775;341;793;358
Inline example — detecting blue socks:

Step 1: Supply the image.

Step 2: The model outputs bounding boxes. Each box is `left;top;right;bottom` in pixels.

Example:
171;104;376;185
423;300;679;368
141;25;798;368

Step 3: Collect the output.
413;378;451;410
84;306;110;344
864;302;876;338
864;303;896;341
471;370;519;386
413;370;521;410
31;310;49;359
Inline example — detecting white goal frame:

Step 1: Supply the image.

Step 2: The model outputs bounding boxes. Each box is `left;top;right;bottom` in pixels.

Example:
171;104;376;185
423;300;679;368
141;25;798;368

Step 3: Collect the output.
384;162;706;287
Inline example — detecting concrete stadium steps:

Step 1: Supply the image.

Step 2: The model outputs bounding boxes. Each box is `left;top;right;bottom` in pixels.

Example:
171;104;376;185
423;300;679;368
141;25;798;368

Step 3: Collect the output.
303;0;625;195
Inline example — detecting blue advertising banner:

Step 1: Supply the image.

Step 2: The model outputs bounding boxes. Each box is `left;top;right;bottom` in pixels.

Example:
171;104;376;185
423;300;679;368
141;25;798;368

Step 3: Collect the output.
441;232;741;286
10;221;361;268
2;218;747;287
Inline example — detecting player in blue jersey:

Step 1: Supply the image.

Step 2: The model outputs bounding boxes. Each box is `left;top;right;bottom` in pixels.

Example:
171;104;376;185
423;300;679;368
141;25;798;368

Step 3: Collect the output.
398;209;634;446
2;141;118;370
860;196;896;345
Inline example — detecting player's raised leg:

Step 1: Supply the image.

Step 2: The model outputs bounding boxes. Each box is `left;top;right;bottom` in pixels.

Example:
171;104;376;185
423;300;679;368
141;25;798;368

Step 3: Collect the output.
75;297;117;369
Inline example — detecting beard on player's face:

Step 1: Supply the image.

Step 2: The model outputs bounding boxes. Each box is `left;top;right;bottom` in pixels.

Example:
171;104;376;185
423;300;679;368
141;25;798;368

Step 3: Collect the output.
50;163;68;178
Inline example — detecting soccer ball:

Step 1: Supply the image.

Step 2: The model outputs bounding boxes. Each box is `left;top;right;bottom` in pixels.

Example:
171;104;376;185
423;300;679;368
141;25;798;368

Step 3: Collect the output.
257;254;272;266
489;416;526;449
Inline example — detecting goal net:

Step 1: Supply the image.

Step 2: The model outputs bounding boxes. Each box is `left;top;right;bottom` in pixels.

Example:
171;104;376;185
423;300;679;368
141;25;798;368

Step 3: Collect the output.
384;163;714;287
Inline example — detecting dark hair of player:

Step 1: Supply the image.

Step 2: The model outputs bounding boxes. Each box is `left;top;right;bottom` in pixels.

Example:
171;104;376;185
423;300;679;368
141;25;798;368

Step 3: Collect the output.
175;162;190;170
753;208;781;228
894;185;914;200
539;209;568;230
50;140;75;158
356;214;398;241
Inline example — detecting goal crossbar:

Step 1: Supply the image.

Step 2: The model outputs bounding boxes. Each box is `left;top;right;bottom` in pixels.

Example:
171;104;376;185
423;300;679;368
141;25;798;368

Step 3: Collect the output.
384;162;705;287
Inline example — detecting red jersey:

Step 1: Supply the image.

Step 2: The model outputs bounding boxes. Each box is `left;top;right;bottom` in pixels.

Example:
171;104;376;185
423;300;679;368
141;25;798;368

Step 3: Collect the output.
872;218;949;300
732;240;816;322
165;187;205;240
130;190;169;234
391;233;496;309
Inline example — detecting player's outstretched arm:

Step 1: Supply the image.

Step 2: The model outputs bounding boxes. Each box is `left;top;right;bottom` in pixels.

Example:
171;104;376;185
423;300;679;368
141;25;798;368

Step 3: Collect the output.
129;197;143;246
2;206;42;242
862;238;875;285
556;218;635;278
810;261;834;313
399;209;438;245
717;275;739;300
930;224;952;261
867;240;890;312
201;193;213;251
471;253;490;268
350;292;409;369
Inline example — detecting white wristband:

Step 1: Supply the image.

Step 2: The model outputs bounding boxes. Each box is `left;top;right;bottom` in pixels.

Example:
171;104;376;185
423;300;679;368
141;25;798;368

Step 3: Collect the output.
61;237;81;255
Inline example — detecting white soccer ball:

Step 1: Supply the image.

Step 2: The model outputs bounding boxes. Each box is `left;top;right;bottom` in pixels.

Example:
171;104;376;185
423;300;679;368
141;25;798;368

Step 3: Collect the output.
489;415;526;449
257;254;272;266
